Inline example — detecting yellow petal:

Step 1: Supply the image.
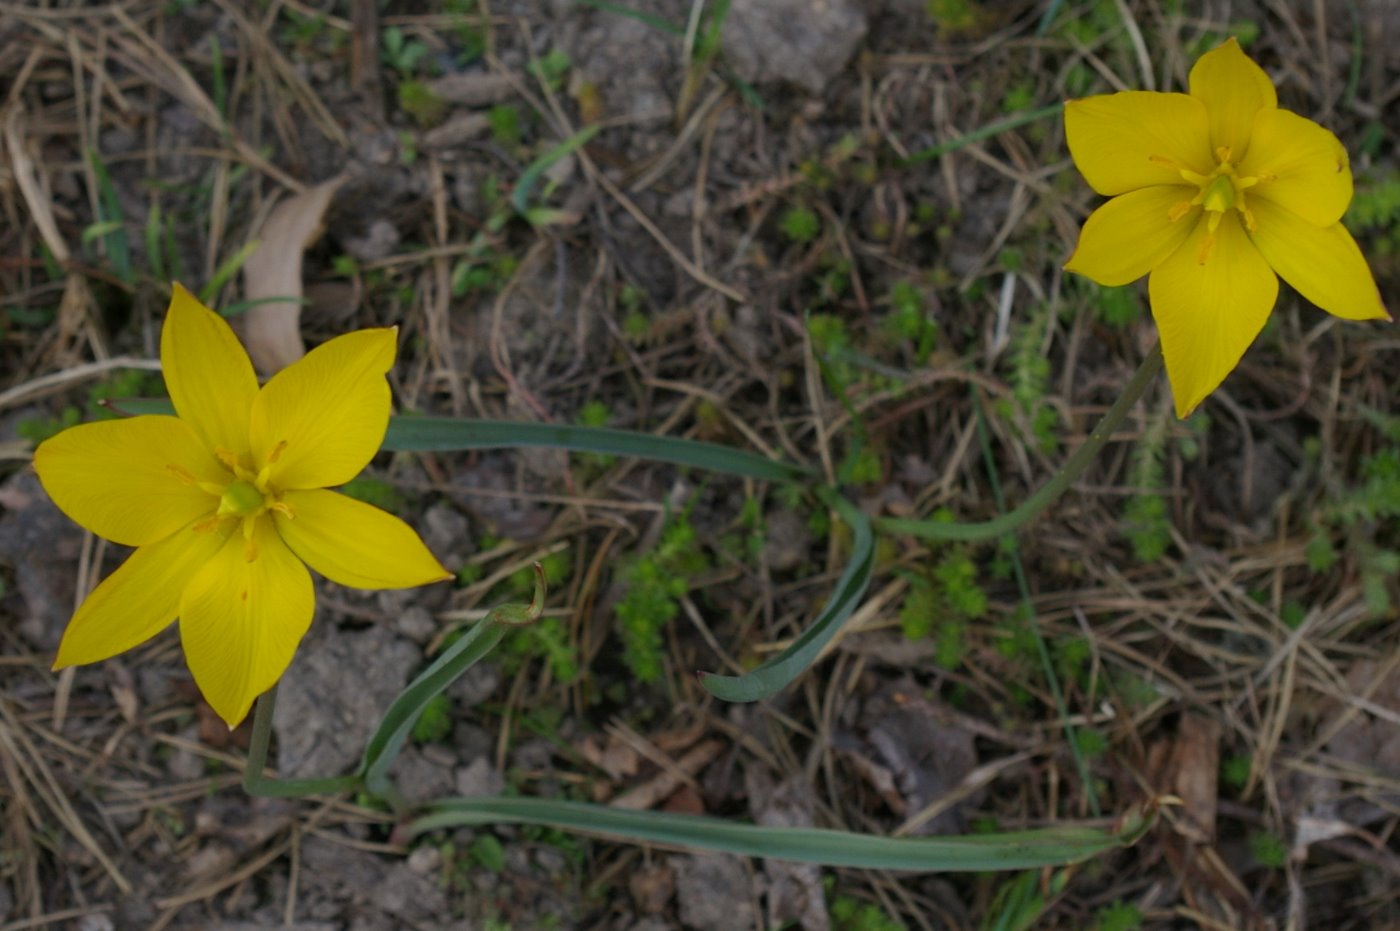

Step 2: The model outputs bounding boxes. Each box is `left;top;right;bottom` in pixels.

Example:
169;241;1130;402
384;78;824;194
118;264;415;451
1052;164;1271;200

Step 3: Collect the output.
1188;38;1277;160
275;489;452;589
1065;92;1214;196
1065;186;1199;286
53;521;228;668
250;328;396;491
1148;213;1279;418
34;415;226;547
1248;199;1390;322
1239;108;1352;227
162;284;260;459
178;518;314;728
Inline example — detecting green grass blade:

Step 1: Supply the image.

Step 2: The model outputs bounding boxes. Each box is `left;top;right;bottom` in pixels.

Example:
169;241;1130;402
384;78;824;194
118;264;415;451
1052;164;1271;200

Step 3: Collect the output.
575;0;682;35
360;619;509;796
87;149;132;283
384;417;813;482
512;124;601;216
406;796;1153;870
199;240;261;306
699;491;873;702
901;103;1063;166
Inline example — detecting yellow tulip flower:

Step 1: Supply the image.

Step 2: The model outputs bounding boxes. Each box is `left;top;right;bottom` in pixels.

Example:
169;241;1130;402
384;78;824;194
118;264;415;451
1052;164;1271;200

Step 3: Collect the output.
34;285;451;727
1064;38;1390;417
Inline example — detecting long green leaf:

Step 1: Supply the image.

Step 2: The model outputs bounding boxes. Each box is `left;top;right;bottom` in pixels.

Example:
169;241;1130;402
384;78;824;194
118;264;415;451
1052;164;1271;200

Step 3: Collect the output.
360;619;508;796
406;796;1153;870
384;417;813;482
99;406;813;484
699;491;873;701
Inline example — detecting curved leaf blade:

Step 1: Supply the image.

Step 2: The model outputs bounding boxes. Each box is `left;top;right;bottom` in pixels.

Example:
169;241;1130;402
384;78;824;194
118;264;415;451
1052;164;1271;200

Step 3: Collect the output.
700;493;873;702
406;796;1154;871
359;619;508;796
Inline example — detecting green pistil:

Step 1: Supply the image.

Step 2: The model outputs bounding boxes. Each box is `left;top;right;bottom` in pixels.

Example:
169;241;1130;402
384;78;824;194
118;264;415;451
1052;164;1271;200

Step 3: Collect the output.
1201;174;1235;214
218;479;265;517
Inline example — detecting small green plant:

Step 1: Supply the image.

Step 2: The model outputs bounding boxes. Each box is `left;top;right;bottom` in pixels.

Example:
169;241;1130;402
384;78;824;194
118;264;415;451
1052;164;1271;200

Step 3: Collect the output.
488;103;523;148
530;49;572;89
1221;754;1251;790
398;79;448;126
830;892;906;931
899;543;987;670
1122;409;1171;561
411;694;454;742
884;280;938;359
781;206;821;243
1000;302;1060;454
1093;900;1143;931
614;512;707;682
1248;830;1288;869
382;26;430;75
1308;436;1400;615
340;476;407;514
468;833;507;871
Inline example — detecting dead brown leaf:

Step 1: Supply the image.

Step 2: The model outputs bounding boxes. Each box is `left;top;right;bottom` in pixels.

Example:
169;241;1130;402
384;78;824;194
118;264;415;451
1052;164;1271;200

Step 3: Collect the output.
240;177;345;375
1155;713;1221;844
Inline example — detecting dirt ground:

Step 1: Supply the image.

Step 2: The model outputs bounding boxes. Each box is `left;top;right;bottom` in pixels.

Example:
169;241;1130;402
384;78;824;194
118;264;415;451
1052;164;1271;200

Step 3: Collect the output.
2;1;1400;929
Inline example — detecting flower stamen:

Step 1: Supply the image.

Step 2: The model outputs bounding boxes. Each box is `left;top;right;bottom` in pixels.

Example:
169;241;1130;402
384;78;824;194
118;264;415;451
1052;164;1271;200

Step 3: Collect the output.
1197;231;1216;265
213;446;241;473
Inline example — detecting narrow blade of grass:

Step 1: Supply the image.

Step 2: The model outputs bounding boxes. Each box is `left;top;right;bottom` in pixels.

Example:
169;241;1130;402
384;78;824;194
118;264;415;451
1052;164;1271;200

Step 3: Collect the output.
87;149;132;283
199;239;262;306
901;103;1064;166
512;124;601;217
406;796;1154;870
700;491;873;702
575;0;682;35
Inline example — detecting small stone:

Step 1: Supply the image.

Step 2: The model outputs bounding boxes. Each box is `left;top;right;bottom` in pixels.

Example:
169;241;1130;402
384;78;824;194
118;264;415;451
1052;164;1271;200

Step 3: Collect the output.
721;0;867;94
407;844;442;875
343;218;401;262
675;855;756;931
455;757;505;797
395;606;437;644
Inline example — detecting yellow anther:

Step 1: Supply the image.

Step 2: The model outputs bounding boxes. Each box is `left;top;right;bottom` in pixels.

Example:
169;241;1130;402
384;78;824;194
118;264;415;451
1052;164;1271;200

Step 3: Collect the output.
193;515;222;534
213;446;241;472
1214;145;1232;164
266;440;288;464
1197;231;1216;265
270;501;295;519
1168;201;1194;222
166;463;198;486
242;517;259;562
1148;154;1178;167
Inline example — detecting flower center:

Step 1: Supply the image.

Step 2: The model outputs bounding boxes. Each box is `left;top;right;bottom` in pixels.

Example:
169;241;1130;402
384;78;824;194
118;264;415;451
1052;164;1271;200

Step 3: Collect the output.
168;442;296;562
218;479;266;518
1154;147;1272;264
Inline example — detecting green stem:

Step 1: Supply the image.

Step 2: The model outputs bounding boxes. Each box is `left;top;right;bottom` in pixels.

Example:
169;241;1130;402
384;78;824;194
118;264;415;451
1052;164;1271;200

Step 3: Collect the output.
242;684;359;798
876;345;1163;542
